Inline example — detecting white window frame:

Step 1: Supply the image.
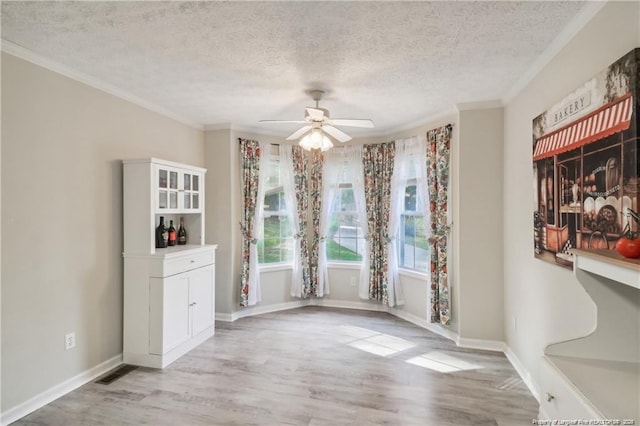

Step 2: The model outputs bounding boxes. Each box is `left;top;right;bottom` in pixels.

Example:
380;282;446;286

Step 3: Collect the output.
396;160;429;274
258;153;294;266
326;183;365;263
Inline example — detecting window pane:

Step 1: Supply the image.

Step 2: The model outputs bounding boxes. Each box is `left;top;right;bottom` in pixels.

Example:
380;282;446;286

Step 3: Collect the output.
399;214;429;271
327;211;364;261
259;214;293;264
265;159;281;191
404;184;417;211
327;185;363;262
264;191;285;212
336;186;356;212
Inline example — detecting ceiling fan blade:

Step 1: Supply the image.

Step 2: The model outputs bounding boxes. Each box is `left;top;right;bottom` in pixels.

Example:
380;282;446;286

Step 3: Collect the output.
322;125;352;143
259;120;307;124
306;107;325;121
329;118;374;128
286;125;312;140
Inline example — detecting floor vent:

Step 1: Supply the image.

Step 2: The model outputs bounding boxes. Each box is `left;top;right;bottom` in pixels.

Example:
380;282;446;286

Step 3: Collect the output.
95;364;138;385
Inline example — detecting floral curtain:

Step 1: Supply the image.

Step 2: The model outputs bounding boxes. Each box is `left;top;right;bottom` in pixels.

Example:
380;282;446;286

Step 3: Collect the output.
427;124;452;325
239;138;268;307
362;142;396;305
308;149;324;296
283;146;312;298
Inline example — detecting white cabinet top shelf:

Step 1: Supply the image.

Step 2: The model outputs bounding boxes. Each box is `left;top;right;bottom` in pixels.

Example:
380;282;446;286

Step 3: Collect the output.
123;157;206;173
123;158;207;255
571;249;640;289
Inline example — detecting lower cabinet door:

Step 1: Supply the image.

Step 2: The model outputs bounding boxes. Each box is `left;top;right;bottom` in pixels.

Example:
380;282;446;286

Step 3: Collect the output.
189;265;215;336
149;274;190;355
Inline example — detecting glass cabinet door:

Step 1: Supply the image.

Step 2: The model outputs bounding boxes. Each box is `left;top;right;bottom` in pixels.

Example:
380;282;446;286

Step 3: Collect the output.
193;175;199;209
158;169;168;209
156;166;202;212
181;172;202;211
157;167;180;211
169;170;178;209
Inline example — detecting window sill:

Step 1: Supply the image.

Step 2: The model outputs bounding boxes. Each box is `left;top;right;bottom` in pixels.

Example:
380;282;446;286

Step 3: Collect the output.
258;264;428;278
398;268;429;280
327;262;362;270
259;263;293;273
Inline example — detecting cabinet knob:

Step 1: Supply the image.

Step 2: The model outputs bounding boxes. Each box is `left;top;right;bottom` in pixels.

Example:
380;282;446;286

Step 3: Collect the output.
190;260;195;263
545;392;555;402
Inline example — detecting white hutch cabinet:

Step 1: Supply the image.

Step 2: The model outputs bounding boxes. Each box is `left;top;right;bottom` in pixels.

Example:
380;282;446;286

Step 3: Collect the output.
122;158;217;368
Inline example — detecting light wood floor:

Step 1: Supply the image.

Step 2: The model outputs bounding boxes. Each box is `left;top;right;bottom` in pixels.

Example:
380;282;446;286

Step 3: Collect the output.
16;307;539;425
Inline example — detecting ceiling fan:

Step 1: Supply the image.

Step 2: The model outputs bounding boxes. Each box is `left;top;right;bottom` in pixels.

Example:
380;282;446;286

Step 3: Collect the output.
260;90;374;151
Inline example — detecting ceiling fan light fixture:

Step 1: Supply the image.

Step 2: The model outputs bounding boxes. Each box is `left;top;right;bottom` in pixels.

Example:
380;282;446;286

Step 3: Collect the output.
260;89;373;150
299;128;333;151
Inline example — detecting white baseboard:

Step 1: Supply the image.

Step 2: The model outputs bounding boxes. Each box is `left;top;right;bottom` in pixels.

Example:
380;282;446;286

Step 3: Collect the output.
456;336;507;352
231;300;310;321
310;298;388;312
505;347;540;403
389;308;460;343
214;312;234;322
1;353;123;426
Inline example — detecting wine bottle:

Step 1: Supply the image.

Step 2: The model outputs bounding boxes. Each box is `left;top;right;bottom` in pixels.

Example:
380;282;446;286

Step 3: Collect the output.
168;220;177;246
156;216;168;248
178;216;187;245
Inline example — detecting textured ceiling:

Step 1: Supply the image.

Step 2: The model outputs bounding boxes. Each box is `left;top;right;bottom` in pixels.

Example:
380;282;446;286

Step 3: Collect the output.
1;1;590;137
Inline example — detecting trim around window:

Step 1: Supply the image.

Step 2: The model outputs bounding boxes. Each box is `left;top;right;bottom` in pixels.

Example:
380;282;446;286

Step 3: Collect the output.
259;262;293;273
259;263;427;278
398;268;429;280
326;261;361;270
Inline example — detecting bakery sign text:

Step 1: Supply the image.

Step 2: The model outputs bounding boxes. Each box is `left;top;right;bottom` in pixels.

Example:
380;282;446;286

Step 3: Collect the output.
550;92;592;127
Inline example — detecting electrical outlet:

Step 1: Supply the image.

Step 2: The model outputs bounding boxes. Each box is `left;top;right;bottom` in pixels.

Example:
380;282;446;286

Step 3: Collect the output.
350;276;356;287
65;332;76;350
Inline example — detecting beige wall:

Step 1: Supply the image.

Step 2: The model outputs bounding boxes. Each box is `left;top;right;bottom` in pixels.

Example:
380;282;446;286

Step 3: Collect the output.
502;0;639;395
1;53;204;412
456;107;505;341
204;129;235;314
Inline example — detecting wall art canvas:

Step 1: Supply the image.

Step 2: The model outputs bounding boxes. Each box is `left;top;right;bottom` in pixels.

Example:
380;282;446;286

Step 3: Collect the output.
532;48;639;268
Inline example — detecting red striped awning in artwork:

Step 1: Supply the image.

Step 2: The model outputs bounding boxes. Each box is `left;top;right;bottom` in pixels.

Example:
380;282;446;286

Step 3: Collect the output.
533;93;633;161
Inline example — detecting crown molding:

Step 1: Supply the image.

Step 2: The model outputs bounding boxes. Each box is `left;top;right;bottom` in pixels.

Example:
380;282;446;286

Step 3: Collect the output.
501;1;607;104
456;100;503;112
1;40;203;131
204;122;292;138
203;122;234;131
377;107;458;141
